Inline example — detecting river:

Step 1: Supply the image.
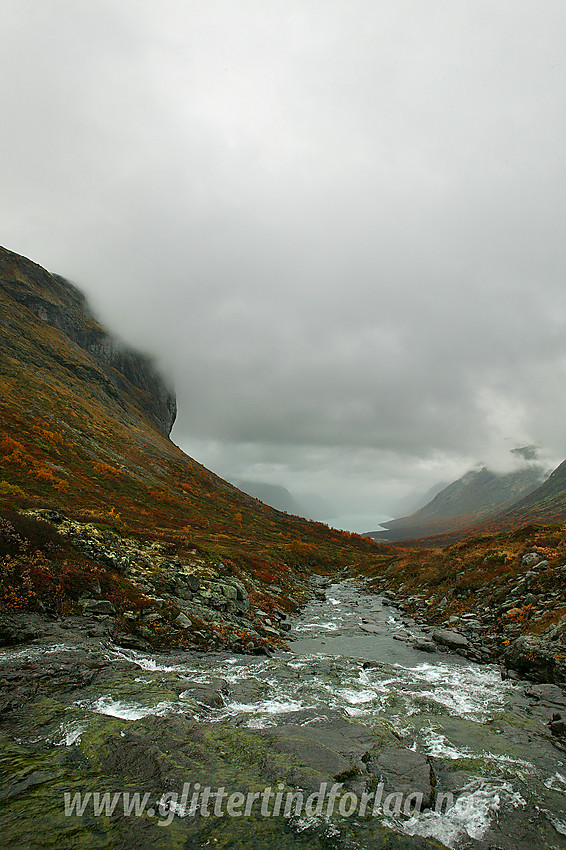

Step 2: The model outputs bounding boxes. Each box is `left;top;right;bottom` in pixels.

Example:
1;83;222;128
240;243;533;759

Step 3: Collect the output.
3;580;566;848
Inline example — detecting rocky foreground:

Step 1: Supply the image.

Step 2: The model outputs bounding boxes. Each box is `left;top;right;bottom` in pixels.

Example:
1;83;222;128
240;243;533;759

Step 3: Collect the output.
3;581;566;849
0;507;325;660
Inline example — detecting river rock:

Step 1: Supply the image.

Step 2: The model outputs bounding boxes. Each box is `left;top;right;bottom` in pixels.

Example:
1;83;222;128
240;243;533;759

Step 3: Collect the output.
182;682;226;708
260;718;386;791
366;747;434;809
525;683;566;707
412;638;436;652
549;718;566;736
504;635;566;683
431;628;469;650
0;612;40;646
174;612;192;629
81;599;116;616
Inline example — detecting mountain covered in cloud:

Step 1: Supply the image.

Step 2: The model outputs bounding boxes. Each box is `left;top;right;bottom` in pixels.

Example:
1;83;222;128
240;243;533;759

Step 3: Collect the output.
0;247;380;630
0;247;177;438
490;459;566;529
369;456;547;543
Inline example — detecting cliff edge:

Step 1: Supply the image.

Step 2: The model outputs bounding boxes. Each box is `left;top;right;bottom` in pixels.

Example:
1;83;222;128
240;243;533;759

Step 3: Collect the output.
0;246;176;437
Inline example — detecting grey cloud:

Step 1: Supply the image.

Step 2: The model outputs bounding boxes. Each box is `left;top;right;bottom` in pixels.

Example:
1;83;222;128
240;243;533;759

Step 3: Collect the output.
2;1;566;525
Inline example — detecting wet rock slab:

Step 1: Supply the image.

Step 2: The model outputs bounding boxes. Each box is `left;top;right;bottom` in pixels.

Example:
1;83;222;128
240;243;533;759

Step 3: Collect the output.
366;746;434;809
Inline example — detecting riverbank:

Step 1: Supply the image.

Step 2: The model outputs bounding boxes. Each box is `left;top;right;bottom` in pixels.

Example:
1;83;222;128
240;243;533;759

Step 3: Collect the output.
357;525;566;686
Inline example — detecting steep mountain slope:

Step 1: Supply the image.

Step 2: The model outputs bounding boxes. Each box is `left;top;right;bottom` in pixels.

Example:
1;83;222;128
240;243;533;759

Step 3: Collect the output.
488;459;566;528
0;248;176;437
0;247;380;649
369;462;546;542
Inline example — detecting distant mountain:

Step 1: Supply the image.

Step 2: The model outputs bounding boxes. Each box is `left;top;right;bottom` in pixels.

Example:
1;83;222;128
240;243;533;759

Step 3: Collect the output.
368;461;547;542
233;480;308;516
233;480;335;521
295;492;336;521
387;481;449;518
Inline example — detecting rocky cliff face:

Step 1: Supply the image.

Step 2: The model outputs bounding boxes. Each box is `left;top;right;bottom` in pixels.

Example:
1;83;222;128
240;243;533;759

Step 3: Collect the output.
0;247;176;437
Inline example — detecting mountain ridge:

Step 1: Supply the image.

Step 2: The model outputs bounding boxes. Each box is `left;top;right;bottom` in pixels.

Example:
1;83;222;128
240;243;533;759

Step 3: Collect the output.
368;462;546;543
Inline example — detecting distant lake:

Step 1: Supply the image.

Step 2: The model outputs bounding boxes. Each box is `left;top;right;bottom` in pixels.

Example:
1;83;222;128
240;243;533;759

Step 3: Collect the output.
326;513;392;536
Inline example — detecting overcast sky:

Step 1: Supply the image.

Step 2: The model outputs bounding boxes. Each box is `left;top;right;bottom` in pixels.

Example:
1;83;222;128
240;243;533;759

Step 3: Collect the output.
2;0;566;528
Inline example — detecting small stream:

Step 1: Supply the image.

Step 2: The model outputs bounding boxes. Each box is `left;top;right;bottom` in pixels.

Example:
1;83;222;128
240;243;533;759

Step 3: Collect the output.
4;580;566;848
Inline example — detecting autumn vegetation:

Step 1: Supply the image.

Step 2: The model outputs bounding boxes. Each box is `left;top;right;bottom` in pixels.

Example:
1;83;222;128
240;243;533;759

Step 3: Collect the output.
0;248;380;623
3;246;566;648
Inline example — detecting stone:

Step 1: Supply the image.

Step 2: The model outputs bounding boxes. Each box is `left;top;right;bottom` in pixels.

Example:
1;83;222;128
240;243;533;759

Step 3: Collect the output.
504;635;566;683
522;553;542;568
219;583;238;601
102;531;119;547
412;639;436;652
183;573;200;592
142;613;162;624
524;593;537;606
431;628;469;650
82;599;116;616
366;747;434;809
525;684;566;707
0;614;40;646
183;683;225;708
174;613;192;629
41;509;63;524
111;632;150;650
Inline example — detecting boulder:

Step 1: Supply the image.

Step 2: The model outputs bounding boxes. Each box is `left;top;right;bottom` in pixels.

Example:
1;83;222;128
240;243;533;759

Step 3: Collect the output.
431;628;469;650
184;572;200;592
522;552;542;568
412;639;436;653
174;612;192;629
366;747;434;809
504;635;566;683
82;599;116;616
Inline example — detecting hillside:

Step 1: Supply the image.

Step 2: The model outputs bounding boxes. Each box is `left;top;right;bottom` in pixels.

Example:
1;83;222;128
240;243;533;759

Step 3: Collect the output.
0;247;380;651
488;459;566;527
369;462;545;543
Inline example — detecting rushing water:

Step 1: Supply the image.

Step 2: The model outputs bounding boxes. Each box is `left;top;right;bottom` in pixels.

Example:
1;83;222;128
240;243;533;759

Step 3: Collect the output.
4;580;566;848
